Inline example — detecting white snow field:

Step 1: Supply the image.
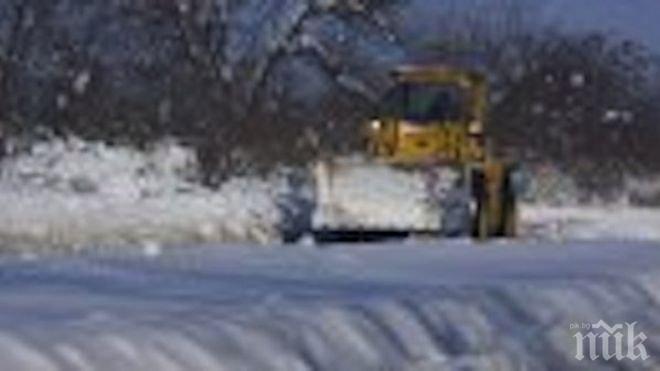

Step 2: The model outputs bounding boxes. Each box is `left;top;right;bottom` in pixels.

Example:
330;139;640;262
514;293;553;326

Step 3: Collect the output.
0;241;659;370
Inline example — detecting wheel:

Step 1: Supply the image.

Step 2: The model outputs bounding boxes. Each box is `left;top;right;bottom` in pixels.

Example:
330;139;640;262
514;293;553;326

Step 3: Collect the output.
471;168;489;239
470;163;518;239
500;166;518;237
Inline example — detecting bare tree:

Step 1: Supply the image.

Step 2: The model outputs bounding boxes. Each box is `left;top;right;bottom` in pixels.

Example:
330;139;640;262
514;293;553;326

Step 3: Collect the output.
0;0;30;125
416;1;659;195
153;0;406;183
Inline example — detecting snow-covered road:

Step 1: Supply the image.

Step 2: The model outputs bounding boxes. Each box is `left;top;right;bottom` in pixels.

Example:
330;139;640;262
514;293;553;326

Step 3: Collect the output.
1;241;659;370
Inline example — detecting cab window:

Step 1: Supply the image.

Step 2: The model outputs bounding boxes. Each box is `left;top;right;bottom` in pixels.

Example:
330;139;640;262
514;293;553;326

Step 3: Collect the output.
380;84;465;122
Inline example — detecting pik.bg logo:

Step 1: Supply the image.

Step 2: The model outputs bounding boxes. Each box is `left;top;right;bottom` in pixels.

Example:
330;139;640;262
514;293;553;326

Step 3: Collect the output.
573;320;650;361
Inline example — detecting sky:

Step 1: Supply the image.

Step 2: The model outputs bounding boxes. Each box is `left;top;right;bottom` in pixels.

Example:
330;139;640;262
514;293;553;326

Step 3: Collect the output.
412;0;660;52
543;0;660;50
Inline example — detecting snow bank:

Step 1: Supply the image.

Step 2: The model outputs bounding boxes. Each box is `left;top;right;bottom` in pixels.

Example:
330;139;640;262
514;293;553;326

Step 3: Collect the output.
1;138;659;250
0;138;285;249
521;205;660;242
519;165;660;242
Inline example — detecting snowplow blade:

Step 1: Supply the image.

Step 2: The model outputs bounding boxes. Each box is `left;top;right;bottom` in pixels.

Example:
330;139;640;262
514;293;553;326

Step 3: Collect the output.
312;158;464;240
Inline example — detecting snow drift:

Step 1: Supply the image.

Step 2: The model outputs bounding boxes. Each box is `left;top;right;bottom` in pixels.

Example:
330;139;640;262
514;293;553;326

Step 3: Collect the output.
0;138;286;250
0;241;658;370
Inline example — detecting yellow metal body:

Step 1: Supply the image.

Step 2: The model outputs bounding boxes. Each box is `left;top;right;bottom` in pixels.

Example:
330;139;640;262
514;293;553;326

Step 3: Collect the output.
365;65;517;239
367;65;488;165
473;160;518;238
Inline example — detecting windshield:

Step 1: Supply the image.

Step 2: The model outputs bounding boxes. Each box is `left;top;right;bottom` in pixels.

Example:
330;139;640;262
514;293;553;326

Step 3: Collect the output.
380;83;465;122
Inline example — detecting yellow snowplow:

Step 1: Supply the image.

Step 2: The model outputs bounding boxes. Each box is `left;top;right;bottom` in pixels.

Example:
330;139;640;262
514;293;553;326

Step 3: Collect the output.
312;65;519;241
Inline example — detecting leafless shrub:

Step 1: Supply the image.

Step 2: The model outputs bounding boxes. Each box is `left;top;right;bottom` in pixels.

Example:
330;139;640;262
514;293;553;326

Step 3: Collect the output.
418;0;660;196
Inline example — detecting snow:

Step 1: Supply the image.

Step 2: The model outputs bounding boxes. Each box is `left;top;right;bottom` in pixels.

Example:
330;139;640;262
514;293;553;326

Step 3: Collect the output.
569;72;585;88
72;70;91;95
2;138;660;251
521;205;660;242
0;138;286;250
1;139;660;368
313;159;460;232
0;241;659;369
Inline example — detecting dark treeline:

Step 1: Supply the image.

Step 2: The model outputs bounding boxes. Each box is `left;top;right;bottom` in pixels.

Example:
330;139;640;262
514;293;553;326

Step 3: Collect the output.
1;0;659;191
